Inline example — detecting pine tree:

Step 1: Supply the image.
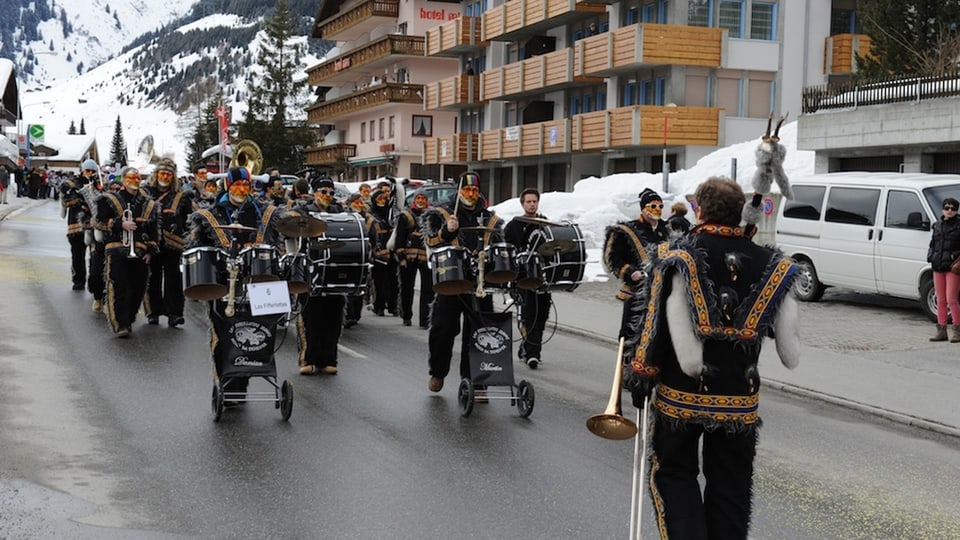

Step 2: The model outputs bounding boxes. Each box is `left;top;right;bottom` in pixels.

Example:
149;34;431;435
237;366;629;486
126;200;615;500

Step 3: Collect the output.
857;0;960;77
109;115;128;167
241;0;315;174
68;120;76;135
185;93;224;171
79;118;86;135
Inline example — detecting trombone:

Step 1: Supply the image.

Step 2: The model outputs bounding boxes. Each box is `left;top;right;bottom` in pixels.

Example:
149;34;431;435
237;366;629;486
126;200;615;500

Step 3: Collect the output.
586;337;649;540
122;204;137;258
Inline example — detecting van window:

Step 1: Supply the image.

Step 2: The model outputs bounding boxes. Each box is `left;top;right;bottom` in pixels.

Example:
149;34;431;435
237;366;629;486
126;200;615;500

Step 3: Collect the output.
923;185;960;211
825;187;880;226
885;190;929;230
782;185;825;220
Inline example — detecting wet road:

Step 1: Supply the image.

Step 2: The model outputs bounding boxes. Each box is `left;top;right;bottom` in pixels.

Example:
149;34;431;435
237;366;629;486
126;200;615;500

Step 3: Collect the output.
0;201;958;539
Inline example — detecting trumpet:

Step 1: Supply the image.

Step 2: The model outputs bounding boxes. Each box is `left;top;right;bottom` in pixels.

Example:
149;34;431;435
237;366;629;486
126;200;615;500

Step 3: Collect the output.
122;204;137;258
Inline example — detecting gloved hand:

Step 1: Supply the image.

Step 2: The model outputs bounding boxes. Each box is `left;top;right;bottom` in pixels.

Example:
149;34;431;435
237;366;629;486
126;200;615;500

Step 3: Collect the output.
630;377;656;408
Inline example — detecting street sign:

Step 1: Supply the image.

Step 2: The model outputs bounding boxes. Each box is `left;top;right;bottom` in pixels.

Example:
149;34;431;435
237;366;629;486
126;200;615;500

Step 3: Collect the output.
28;124;45;142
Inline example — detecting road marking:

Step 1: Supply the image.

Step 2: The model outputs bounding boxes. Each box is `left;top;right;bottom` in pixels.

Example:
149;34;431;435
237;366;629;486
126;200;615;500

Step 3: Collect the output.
338;344;367;359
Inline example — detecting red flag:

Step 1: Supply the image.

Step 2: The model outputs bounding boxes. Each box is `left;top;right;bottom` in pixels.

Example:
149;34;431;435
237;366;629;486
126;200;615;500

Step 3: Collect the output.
216;105;230;152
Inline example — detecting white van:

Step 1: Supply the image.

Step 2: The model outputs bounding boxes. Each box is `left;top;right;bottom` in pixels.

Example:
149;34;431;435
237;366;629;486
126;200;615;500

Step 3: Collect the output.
775;172;960;321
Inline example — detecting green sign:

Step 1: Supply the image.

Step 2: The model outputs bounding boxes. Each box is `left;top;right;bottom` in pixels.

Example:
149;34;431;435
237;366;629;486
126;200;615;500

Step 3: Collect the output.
28;124;45;141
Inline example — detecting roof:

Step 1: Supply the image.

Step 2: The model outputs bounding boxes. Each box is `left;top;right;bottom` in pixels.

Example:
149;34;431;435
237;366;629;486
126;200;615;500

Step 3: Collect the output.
0;59;20;126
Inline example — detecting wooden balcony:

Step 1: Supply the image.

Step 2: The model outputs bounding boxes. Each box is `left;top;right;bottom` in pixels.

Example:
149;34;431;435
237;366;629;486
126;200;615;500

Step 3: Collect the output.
424;75;483;110
308;35;425;86
482;0;607;42
824;33;872;75
478;119;571;160
312;0;399;42
304;144;359;166
306;83;423;123
481;48;602;101
571;105;721;151
422;133;479;163
576;23;723;76
425;16;486;57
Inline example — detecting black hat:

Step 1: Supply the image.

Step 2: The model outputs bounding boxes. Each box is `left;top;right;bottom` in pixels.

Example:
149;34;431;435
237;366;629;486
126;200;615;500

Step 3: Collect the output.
638;188;662;207
315;177;334;191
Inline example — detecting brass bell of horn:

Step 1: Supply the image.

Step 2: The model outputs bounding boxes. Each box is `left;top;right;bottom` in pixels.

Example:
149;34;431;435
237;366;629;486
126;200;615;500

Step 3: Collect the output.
586;337;639;440
229;139;263;177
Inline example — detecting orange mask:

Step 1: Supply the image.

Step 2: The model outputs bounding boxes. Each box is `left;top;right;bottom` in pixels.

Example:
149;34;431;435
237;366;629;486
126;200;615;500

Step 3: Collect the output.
228;181;251;203
412;194;429;210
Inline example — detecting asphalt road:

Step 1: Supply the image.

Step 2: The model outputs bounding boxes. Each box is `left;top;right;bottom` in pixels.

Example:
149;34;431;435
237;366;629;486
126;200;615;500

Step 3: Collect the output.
1;202;958;539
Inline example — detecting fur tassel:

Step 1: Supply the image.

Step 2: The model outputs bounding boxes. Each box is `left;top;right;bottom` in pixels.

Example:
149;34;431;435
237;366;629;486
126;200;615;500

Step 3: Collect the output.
666;274;704;378
774;294;801;369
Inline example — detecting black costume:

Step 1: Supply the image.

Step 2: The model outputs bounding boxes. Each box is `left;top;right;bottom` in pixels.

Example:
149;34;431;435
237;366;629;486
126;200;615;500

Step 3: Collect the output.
421;196;503;383
94;188;160;334
370;199;399;316
603;217;668;339
145;183;193;326
627;224;799;540
504;216;551;364
395;206;433;328
344;207;377;328
85;182;107;309
61;174;94;290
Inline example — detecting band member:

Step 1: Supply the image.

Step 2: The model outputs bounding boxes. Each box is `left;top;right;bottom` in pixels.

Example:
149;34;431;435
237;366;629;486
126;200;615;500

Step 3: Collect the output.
185;167;286;396
358;182;372;205
626;177;800;540
504;188;551;368
266;175;288;207
94;167;160;337
395;189;433;328
286;178;312;208
87;174;107;313
343;193;377;329
370;188;398;316
144;158;192;327
194;179;219;210
421;171;503;392
61;159;99;290
291;178;346;375
603;187;669;339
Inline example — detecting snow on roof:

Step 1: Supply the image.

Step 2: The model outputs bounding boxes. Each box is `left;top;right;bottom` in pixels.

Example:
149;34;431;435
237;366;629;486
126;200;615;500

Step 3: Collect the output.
0;135;17;159
41;133;96;160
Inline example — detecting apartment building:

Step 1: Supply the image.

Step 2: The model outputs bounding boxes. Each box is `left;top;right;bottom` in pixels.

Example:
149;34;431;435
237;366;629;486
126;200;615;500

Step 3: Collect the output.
306;0;465;182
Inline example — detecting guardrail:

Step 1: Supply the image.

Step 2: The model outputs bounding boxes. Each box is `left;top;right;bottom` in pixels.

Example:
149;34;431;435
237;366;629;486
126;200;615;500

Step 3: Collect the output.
802;72;960;113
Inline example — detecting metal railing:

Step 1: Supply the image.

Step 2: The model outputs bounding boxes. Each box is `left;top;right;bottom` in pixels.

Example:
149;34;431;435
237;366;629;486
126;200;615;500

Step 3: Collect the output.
803;71;960;114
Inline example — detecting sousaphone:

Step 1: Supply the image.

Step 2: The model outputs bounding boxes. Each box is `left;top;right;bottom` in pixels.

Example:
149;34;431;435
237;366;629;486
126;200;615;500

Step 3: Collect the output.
229;139;264;177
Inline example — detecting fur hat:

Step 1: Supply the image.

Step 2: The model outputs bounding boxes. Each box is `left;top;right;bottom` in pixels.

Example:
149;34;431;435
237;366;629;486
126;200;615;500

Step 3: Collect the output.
225;167;250;188
461;171;480;187
154;158;176;175
638;188;662;207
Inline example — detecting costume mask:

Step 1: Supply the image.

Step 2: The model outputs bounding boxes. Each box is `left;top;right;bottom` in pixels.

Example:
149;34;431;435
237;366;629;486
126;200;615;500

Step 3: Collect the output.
642;201;663;221
458;185;480;208
156;170;173;188
228;181;251;205
412;194;429;210
122;173;141;194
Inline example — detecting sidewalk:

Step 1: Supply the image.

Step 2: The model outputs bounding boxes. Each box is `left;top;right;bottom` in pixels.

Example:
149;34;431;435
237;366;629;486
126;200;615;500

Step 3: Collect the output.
498;285;960;438
0;192;47;222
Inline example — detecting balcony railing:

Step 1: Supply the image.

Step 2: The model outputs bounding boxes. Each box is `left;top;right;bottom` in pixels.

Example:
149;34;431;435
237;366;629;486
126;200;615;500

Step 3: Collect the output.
479;119;571;160
423;133;479;163
481;48;602;101
308;35;425;86
824;33;872;75
312;0;399;41
571;105;721;151
425;16;486;57
577;23;723;76
802;71;960;114
482;0;607;42
304;144;359;166
424;75;483;110
306;83;423;123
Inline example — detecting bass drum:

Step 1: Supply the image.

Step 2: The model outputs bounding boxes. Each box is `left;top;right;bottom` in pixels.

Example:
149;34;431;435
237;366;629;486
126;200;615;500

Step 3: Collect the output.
308;212;371;295
528;222;586;292
182;246;227;301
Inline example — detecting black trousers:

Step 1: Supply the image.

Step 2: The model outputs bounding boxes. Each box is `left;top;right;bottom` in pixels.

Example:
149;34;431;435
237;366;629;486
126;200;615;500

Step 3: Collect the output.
297;294;345;368
399;259;433;326
68;233;87;288
88;241;105;301
105;253;149;332
518;289;551;359
345;294;364;324
372;258;398;313
146;248;185;319
427;293;493;380
650;418;757;540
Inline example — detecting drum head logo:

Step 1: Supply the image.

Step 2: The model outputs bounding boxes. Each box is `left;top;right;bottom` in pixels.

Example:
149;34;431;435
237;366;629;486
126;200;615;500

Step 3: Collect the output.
472;326;509;355
231;321;272;352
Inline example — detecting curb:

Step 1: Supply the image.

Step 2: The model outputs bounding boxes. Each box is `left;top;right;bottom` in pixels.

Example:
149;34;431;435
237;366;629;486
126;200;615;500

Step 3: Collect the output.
554;323;960;439
0;198;46;223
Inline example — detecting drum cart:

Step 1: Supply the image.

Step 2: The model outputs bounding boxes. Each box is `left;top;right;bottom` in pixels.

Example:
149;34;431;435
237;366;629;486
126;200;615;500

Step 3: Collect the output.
457;311;535;418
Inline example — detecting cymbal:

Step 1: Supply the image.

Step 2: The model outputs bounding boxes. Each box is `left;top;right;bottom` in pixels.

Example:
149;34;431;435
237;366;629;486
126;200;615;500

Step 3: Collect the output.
213;224;257;235
536;239;577;257
513;215;563;227
310;238;346;250
276;214;327;238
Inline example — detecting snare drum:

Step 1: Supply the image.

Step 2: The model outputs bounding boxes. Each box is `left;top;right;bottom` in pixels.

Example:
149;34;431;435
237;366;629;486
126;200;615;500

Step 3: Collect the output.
239;244;279;282
279;253;311;295
529;222;586;292
309;213;371;295
182;246;227;301
482;242;518;285
430;246;474;295
515;251;543;291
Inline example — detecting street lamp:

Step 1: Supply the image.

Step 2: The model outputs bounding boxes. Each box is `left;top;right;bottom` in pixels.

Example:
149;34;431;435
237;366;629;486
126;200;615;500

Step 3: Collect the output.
661;102;677;193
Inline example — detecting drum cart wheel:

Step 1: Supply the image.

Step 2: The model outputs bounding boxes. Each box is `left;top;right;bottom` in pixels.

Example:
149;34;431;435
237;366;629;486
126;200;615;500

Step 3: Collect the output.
212;383;224;422
458;378;475;417
516;380;535;418
279;380;294;421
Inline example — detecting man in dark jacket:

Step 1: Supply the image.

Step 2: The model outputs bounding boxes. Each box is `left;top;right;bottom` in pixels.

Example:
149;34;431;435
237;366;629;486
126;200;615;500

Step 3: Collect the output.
395;189;433;328
61;159;99;291
144;158;193;327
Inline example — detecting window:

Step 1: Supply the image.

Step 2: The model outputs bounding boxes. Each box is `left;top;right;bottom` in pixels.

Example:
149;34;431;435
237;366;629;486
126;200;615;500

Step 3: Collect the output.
719;0;743;38
361;122;366;143
825;187;880;226
583;94;593;112
570;96;581;115
688;0;712;27
655;77;666;105
389;115;395;138
398;22;408;35
370;121;376;141
627;6;641;24
750;2;777;40
782;185;825;220
886;191;929;230
640;80;652;104
638;4;651;23
598;91;606;110
622;82;637;106
379;118;385;139
658;0;668;23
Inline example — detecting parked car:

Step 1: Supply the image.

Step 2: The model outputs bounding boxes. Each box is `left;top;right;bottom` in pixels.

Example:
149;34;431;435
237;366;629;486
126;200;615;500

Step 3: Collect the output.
776;172;960;321
404;182;460;208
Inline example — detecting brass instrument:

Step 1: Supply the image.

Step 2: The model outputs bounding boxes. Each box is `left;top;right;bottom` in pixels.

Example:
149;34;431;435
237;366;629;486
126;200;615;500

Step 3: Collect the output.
79;182;101;245
224;258;240;317
586;337;637;439
229;139;263;177
122;204;137;258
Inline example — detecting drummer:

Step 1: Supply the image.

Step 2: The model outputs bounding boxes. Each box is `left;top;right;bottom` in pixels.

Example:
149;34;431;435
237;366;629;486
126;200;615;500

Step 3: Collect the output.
504;188;552;369
421;171;504;393
344;192;377;329
185;167;287;402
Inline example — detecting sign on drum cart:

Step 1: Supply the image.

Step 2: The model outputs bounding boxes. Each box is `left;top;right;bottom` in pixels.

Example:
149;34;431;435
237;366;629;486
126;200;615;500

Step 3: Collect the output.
466;312;514;387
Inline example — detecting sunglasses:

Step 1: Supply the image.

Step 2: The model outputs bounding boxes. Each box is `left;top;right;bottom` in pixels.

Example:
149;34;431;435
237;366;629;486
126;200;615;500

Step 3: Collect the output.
318;189;335;196
645;203;664;209
944;206;957;211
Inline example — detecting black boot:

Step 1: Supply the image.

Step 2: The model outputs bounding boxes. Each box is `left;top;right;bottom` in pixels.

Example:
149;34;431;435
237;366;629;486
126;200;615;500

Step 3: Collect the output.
930;324;948;342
